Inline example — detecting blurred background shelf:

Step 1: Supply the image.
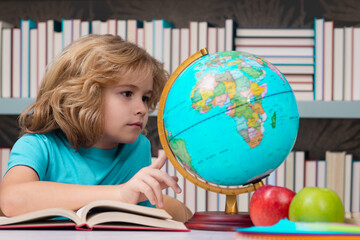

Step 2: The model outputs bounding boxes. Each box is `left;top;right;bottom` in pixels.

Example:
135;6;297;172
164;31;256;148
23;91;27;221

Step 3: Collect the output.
1;98;359;119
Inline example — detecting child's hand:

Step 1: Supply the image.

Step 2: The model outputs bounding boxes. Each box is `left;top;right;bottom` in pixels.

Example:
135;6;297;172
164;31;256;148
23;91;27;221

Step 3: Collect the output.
118;151;181;207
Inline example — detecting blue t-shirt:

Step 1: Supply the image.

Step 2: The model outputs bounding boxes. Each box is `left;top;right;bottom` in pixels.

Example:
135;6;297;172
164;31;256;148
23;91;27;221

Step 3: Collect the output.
7;131;154;207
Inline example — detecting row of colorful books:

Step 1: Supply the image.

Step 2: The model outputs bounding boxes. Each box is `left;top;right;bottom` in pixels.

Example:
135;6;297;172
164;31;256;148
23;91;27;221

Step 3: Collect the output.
0;18;234;99
235;18;360;102
314;18;360;101
157;149;359;215
235;27;315;101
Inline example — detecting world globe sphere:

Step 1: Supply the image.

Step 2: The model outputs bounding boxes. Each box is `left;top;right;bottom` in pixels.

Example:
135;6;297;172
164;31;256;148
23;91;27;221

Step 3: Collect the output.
158;50;299;189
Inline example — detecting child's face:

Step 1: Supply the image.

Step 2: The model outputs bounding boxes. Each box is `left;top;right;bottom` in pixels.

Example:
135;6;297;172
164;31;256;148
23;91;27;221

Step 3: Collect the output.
93;71;153;149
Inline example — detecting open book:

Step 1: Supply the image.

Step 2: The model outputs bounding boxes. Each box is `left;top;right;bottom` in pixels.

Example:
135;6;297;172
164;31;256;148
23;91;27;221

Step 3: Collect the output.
0;200;188;231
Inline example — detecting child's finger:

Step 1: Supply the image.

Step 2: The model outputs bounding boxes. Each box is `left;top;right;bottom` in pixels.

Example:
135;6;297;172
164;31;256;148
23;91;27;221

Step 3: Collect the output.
150;170;181;194
136;180;157;206
151;151;167;170
142;176;163;207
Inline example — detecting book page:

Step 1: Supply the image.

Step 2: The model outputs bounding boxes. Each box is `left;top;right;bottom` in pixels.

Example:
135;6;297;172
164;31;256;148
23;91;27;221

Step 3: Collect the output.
86;211;187;230
78;200;171;223
0;208;81;226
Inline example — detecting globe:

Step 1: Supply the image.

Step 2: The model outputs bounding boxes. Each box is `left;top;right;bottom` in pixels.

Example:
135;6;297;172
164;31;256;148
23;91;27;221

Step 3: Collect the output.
157;49;299;195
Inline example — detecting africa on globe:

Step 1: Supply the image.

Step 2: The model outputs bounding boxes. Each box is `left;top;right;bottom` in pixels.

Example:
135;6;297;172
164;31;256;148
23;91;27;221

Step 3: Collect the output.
157;49;299;189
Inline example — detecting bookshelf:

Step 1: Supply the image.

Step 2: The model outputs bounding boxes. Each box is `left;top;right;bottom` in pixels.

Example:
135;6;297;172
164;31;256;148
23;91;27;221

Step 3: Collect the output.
1;98;360;119
0;0;360;218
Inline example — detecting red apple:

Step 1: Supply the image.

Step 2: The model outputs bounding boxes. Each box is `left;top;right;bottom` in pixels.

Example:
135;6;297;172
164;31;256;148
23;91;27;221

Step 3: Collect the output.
249;185;295;226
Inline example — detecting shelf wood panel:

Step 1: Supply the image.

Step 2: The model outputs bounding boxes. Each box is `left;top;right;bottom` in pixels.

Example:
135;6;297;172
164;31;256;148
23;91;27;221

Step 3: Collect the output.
1;98;360;119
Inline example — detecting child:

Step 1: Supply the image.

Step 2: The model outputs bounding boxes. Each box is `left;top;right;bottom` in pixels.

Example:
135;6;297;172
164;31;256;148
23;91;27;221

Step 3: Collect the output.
0;34;181;217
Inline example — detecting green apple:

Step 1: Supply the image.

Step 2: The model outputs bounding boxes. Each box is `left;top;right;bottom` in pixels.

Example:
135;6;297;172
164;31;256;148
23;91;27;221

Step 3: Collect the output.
289;187;345;223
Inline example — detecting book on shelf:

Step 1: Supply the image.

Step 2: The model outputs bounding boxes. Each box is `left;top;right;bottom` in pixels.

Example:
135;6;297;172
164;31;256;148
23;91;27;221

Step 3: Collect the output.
276;160;285;187
275;64;314;74
206;185;218;212
0;21;13;98
285;151;295;191
294;151;305;193
171;28;180;74
344;154;353;213
189;21;198;55
184;177;196;214
333;27;344;101
37;21;47;88
289;82;313;91
20;19;37;98
225;19;234;51
116;19;127;40
29;28;38;98
237;192;250;212
265;56;314;65
304;159;317;187
293;91;314;101
90;20;101;34
180;28;189;63
46;20;61;64
80;20;90;37
314;18;324;101
153;19;173;62
316;159;326;188
352;160;360;213
325;151;346;203
0;200;188;231
1;28;12;98
196;181;206;212
136;27;144;49
72;19;81;41
53;31;63;59
107;19;117;36
163;28;172;74
61;19;73;49
143;20;153;56
266;169;276;185
127;19;143;44
218;189;226;212
100;20;109;34
343;26;353;101
235;46;314;57
284;74;314;83
235;37;314;47
207;27;217;54
12;28;21;98
353;28;360;101
217;27;225;52
0;147;11;179
323;20;334;101
198;21;208;50
235;27;314;37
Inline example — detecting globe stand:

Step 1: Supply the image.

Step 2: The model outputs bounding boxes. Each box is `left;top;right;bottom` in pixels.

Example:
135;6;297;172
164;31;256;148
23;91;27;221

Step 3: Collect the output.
184;181;264;231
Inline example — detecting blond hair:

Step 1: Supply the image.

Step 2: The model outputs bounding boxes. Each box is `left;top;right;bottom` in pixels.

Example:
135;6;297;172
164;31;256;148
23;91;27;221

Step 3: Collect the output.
19;34;167;149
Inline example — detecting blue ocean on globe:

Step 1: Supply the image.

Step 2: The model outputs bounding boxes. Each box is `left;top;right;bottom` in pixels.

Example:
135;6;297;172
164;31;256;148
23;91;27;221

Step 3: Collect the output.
162;51;299;186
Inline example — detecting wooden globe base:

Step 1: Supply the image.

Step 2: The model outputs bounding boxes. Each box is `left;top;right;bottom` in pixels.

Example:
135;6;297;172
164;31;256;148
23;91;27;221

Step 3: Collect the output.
185;194;257;231
185;211;253;231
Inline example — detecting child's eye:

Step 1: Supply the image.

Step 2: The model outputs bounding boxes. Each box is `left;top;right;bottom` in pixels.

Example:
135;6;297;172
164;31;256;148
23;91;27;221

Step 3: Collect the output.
121;91;133;97
142;96;150;103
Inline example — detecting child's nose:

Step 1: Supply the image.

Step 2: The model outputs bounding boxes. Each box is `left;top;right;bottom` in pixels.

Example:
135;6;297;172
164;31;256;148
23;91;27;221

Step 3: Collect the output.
135;99;148;115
